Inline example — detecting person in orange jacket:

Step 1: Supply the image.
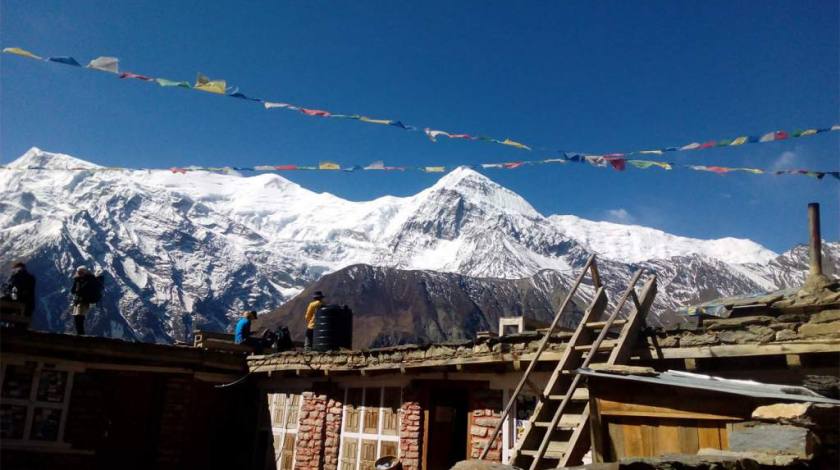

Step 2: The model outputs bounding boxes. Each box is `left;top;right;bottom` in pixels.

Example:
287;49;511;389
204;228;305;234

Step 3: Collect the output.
304;291;324;351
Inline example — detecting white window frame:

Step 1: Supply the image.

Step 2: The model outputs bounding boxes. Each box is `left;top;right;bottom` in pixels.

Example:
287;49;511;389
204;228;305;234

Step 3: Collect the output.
337;386;402;470
265;392;302;470
0;361;75;448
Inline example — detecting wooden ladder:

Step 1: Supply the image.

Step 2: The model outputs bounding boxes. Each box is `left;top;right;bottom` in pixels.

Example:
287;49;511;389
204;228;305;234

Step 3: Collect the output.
479;256;657;469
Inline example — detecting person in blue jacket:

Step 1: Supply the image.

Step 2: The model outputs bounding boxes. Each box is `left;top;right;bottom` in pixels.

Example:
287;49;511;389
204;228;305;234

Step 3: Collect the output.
234;310;258;345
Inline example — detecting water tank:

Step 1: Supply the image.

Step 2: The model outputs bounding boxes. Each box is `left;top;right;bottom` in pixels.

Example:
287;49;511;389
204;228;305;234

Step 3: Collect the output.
313;304;353;352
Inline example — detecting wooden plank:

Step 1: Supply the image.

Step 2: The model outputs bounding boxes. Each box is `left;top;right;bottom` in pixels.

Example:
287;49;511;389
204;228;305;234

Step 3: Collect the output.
596;398;743;421
655;422;681;455
679;424;699;454
586;319;627;329
642;339;840;360
697;421;723;450
622;423;644;457
606;420;624;461
589;396;606;463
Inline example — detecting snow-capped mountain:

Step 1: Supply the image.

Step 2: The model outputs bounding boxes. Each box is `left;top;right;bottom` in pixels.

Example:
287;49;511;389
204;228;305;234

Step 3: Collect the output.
1;148;835;343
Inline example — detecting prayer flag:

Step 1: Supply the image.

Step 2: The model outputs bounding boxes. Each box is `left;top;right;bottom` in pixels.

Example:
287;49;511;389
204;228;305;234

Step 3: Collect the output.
365;161;385;170
48;56;81;67
3;47;42;60
832;124;840;131
680;142;701;150
628;160;672;170
264;101;294;109
86;56;119;73
639;150;663;155
499;138;531;151
759;132;775;142
390;121;408;129
156;78;191;88
481;163;504;169
424;128;451;142
331;114;361;120
698;141;716;149
584;156;607;167
194;73;226;94
729;136;748;146
423;166;446;173
503;162;524;169
254;165;276;171
796;129;818;137
716;139;731;147
300;108;331;117
343;165;363;172
169;167;188;174
604;157;626;171
449;133;473;140
274;165;298;170
229;91;260;101
359;116;391;125
119;72;153;81
319;161;340;170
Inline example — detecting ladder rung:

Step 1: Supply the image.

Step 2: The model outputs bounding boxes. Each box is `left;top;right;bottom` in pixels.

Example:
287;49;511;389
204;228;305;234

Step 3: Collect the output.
585;319;627;329
520;441;568;458
547;388;589;402
573;339;617;351
533;414;584;430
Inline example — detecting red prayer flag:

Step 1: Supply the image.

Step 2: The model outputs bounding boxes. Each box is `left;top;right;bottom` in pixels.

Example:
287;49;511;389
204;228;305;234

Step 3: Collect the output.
698;140;717;149
503;162;524;169
119;72;153;81
604;157;626;171
774;131;789;141
300;108;331;117
274;165;298;171
169;167;187;174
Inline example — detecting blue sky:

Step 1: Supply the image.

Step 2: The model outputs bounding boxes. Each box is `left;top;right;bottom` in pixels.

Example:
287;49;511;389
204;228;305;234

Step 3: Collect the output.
1;0;838;253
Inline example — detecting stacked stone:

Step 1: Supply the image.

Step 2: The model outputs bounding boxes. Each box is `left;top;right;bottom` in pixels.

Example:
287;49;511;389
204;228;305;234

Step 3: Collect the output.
294;392;327;470
322;396;344;470
399;392;423;470
469;390;503;461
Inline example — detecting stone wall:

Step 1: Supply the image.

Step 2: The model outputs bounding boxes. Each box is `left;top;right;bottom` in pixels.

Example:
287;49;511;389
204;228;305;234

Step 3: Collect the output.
468;389;503;462
295;392;328;470
399;388;424;470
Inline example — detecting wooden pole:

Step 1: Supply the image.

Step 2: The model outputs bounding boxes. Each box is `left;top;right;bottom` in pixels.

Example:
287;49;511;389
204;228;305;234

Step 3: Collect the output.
808;202;823;276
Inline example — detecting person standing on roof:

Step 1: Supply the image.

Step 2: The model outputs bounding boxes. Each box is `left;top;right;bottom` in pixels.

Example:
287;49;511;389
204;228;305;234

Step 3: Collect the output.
2;261;36;320
304;291;324;351
71;266;100;335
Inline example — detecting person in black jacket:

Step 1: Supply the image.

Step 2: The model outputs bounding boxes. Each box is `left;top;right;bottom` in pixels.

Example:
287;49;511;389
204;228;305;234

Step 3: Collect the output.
71;266;98;335
2;261;36;320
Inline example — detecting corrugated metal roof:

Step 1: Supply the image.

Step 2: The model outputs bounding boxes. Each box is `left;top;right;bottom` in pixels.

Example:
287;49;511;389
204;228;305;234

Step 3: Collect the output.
577;367;840;405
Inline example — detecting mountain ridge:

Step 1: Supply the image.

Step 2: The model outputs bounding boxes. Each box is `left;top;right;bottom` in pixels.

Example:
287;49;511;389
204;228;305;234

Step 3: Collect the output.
1;148;835;344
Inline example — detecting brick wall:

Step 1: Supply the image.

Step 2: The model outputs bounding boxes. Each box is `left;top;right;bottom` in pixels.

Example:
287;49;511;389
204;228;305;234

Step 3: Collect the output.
468;389;503;461
323;394;344;470
295;392;328;470
399;388;424;470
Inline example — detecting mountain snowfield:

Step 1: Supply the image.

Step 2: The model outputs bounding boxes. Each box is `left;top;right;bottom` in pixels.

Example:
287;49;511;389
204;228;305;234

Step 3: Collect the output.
1;147;836;343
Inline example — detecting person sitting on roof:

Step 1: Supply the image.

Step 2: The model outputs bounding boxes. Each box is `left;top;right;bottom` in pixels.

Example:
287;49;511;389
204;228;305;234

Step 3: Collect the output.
304;291;324;351
234;310;258;345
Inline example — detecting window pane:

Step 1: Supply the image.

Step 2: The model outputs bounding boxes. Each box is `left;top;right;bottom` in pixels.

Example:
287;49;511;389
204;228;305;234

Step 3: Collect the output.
2;363;37;399
271;394;286;428
340;437;358;470
280;433;296;470
0;404;27;439
36;370;68;403
344;388;363;433
360;440;377;469
380;441;398;458
362;388;381;434
381;387;400;436
285;395;299;429
30;407;62;441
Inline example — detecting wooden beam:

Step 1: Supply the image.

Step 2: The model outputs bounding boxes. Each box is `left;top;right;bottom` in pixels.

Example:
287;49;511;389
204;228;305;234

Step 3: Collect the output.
638;340;840;360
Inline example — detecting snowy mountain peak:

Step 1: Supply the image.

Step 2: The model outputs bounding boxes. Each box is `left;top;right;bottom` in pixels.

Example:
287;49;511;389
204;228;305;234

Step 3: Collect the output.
7;147;101;170
423;166;540;218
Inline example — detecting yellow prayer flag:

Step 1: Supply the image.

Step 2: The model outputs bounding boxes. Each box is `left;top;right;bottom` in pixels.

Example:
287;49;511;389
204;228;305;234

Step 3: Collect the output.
799;129;817;136
500;138;531;151
639;150;663;155
729;136;748;146
359;116;392;125
424;166;446;173
3;47;42;60
194;73;226;94
319;162;340;170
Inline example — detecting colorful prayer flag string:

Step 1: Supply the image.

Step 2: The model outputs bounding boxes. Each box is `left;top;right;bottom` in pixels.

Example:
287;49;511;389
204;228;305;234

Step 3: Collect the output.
4;46;838;161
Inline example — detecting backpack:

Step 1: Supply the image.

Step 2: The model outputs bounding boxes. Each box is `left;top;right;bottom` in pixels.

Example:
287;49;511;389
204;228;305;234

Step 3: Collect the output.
89;274;105;303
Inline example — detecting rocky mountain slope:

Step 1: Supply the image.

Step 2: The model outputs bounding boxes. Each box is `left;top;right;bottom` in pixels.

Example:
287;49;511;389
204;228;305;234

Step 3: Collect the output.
257;264;587;348
1;147;835;344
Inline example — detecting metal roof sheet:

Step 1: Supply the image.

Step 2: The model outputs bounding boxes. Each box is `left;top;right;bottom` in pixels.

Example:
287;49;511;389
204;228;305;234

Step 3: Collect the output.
577;367;840;405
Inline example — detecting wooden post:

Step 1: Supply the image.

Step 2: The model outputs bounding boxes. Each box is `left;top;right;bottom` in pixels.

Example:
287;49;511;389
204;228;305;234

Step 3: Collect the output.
808;203;823;276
